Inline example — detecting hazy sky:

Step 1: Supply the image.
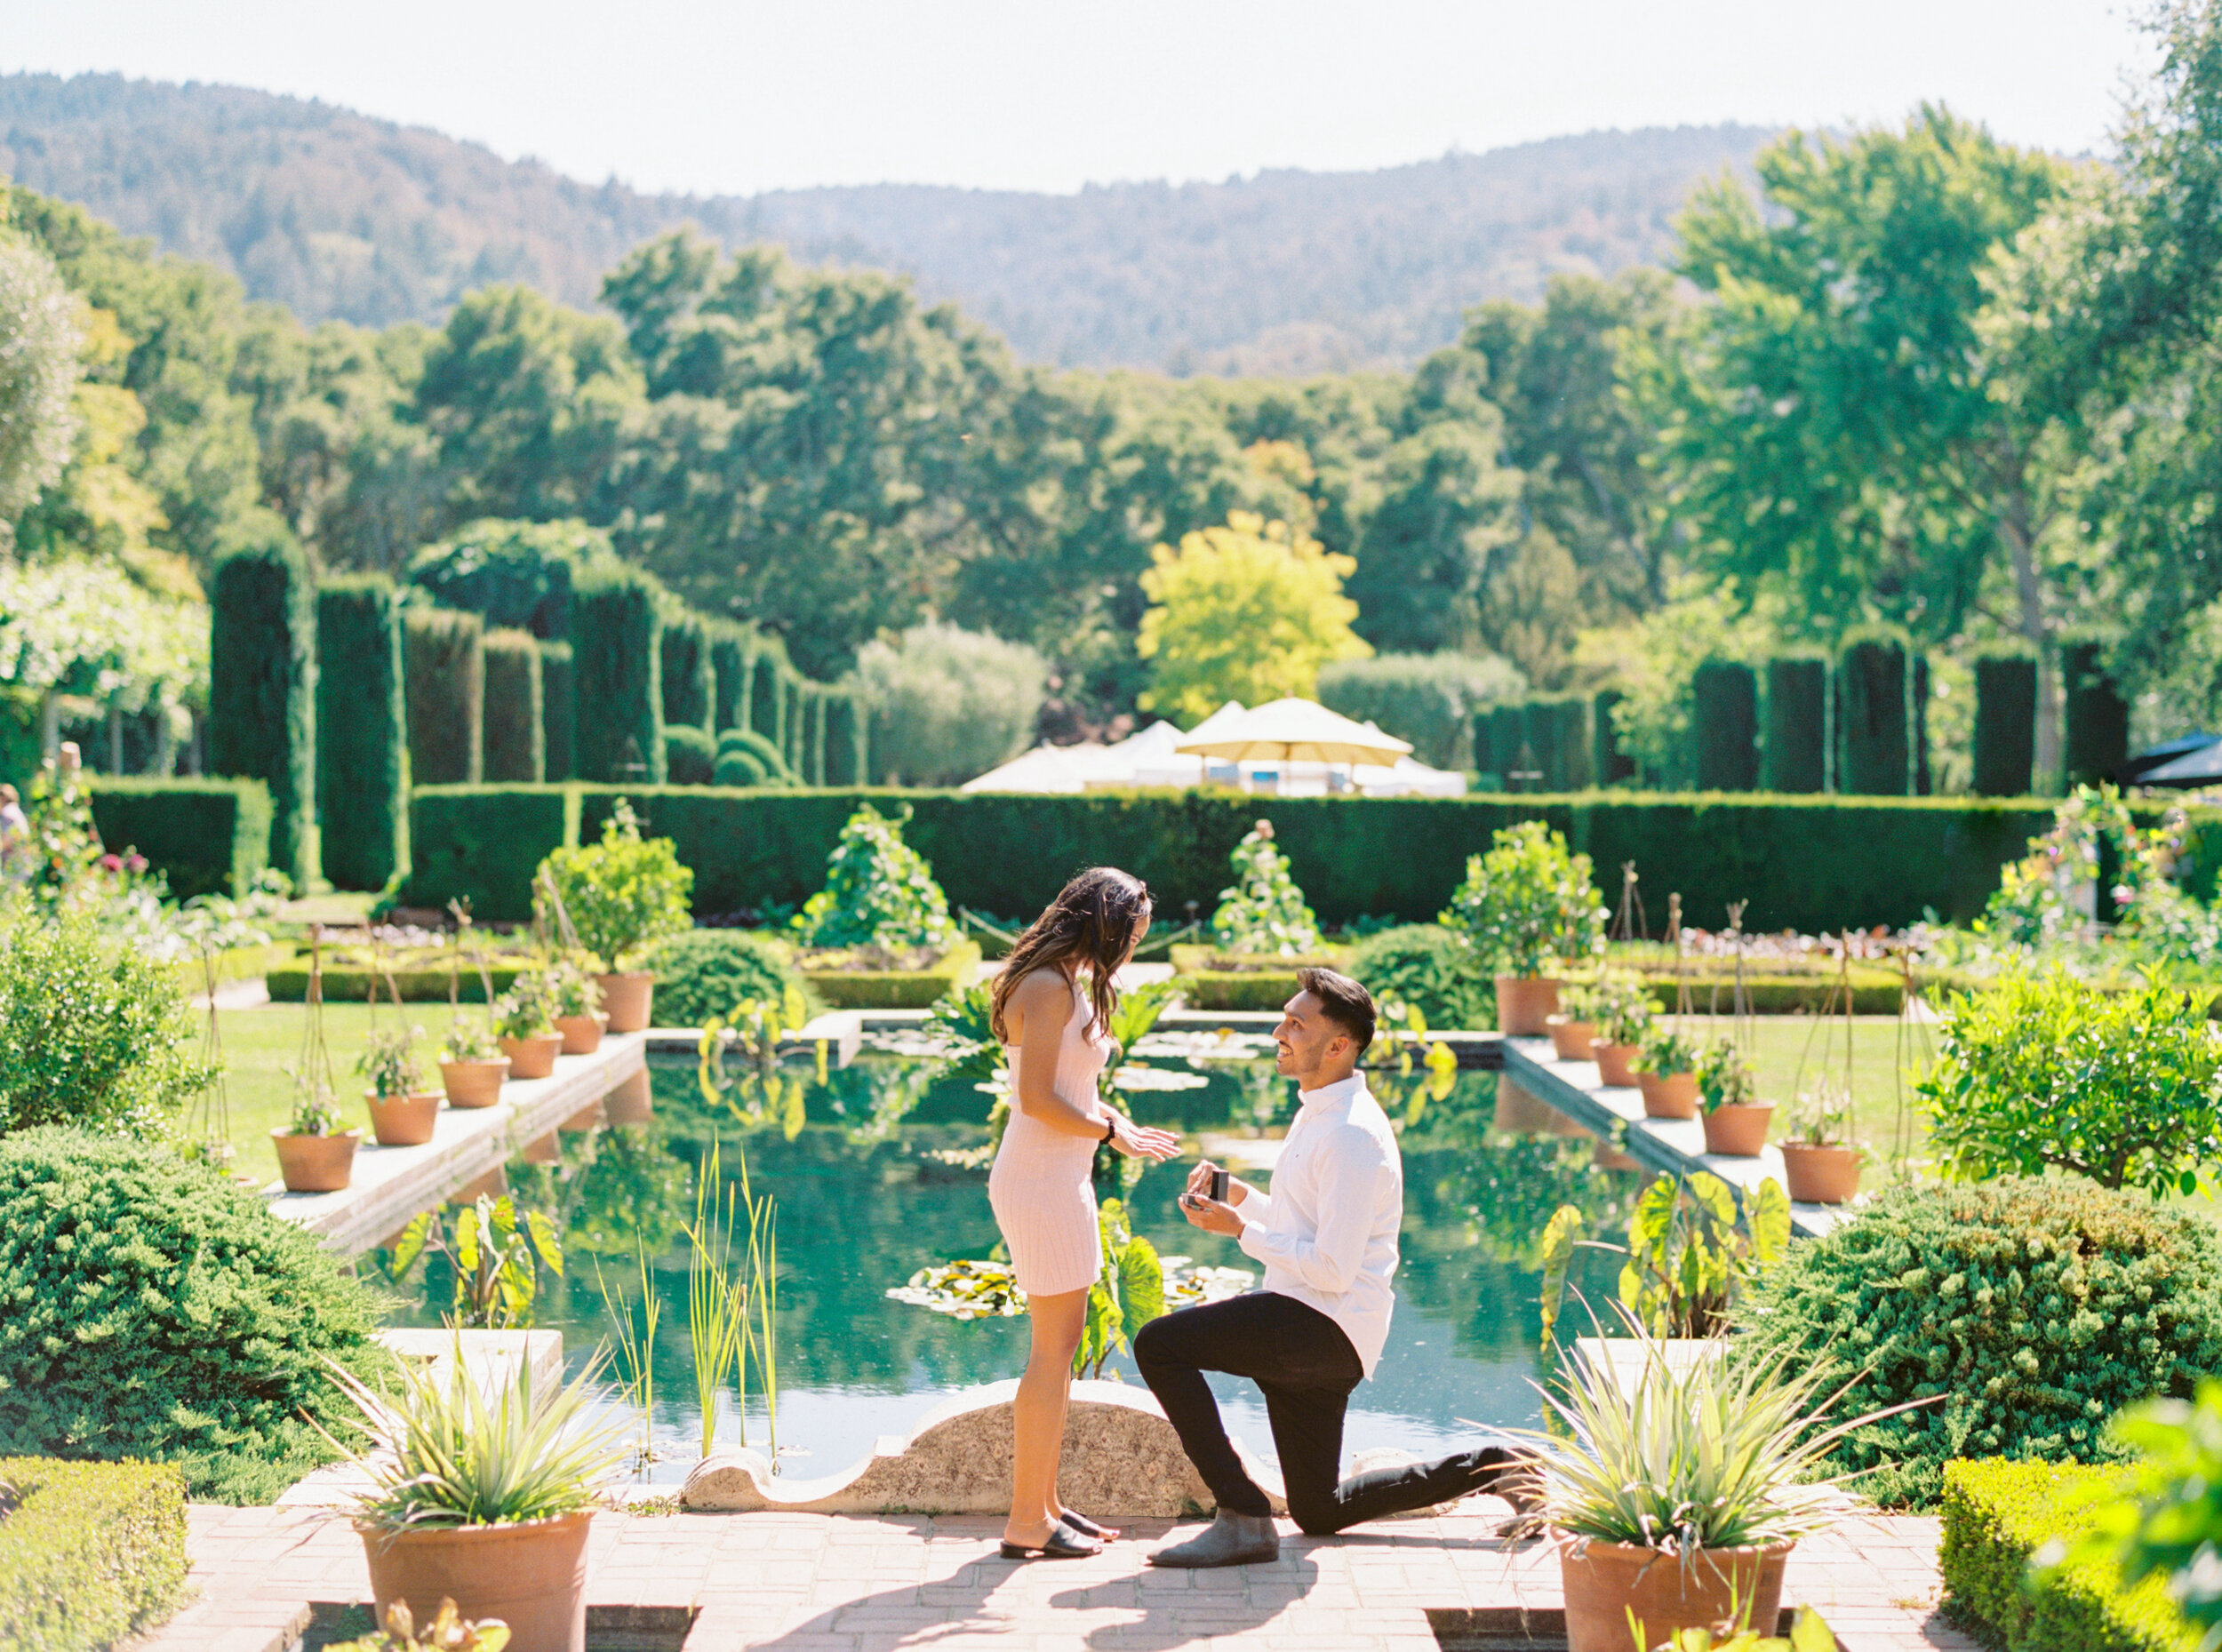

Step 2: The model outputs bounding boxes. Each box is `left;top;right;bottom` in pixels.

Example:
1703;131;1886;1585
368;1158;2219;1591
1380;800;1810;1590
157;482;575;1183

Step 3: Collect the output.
4;0;2159;197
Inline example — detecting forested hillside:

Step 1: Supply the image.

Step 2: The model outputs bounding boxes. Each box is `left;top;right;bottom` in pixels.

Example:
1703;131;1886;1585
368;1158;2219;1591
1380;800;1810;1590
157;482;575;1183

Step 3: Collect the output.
0;73;1767;371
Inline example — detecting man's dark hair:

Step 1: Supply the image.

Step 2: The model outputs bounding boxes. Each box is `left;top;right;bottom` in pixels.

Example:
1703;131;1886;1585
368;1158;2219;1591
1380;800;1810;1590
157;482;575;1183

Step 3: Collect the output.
1298;967;1376;1054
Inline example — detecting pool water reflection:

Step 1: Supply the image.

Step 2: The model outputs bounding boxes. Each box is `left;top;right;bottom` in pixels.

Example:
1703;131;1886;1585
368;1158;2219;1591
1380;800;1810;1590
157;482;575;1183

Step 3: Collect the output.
373;1049;1638;1485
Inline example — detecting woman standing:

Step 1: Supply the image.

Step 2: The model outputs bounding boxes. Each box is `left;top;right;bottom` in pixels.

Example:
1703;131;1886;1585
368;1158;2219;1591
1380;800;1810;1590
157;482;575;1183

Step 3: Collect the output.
989;867;1180;1559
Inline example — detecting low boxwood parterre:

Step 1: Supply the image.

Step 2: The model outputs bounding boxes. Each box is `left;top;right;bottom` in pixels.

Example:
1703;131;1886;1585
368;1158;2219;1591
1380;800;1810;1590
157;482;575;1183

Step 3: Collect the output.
0;1456;188;1652
1940;1458;2195;1652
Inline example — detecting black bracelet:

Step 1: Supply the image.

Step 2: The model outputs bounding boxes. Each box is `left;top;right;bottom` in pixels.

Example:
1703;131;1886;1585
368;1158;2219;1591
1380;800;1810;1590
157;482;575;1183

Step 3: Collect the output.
1100;1115;1116;1144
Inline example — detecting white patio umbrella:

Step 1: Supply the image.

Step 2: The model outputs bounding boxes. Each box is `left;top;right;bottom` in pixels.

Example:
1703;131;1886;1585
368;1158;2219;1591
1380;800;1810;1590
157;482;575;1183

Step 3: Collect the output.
1172;697;1413;768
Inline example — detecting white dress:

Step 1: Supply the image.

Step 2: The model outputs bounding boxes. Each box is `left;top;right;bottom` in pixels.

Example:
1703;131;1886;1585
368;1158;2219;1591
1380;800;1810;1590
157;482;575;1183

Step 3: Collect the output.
987;975;1111;1297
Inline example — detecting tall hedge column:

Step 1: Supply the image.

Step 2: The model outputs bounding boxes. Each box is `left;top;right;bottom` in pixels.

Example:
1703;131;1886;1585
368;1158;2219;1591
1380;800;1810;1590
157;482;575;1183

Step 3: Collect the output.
572;565;665;784
2063;640;2130;789
660;613;713;732
483;629;546;784
1692;660;1760;791
314;578;407;891
1593;689;1635;786
209;531;317;887
404;609;484;786
709;624;752;733
1492;703;1528;790
1973;651;2037;796
540;641;575;781
1763;655;1827;793
1837;631;1911;795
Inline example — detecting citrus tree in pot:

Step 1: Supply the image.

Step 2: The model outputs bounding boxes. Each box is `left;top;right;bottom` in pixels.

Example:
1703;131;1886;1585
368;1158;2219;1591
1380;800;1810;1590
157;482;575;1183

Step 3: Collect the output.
492;973;564;1081
360;1026;440;1147
1440;820;1607;1035
1696;1040;1772;1156
540;800;694;1033
325;1342;627;1652
1778;1084;1862;1204
1634;1026;1701;1120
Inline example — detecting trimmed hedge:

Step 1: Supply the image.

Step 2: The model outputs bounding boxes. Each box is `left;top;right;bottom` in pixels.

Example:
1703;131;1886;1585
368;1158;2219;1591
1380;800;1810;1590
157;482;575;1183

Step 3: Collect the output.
571;565;664;784
267;962;525;1002
660;611;714;731
751;647;787;753
665;724;715;786
1593;689;1635;786
1491;703;1527;786
1838;629;1911;794
0;1456;188;1652
1940;1459;2194;1651
403;606;484;786
315;579;409;892
397;785;576;922
1764;654;1827;794
709;622;753;733
86;777;271;898
482;628;546;784
800;939;980;1009
826;692;867;786
1171;944;1358;1013
208;530;317;885
404;516;610;640
1692;660;1759;791
1975;651;2039;797
541;639;576;782
2066;638;2131;788
1521;696;1593;791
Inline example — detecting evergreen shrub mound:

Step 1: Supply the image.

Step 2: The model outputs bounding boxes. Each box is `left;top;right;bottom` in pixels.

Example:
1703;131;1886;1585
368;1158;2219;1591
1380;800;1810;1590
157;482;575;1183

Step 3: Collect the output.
718;727;794;785
0;1129;381;1502
0;1456;188;1652
403;606;484;786
1737;1177;2222;1508
540;640;576;781
1692;659;1759;791
208;524;317;885
571;564;664;783
315;578;409;891
649;930;809;1029
713;747;768;787
1349;924;1493;1031
1974;651;2039;796
482;627;545;784
664;724;715;786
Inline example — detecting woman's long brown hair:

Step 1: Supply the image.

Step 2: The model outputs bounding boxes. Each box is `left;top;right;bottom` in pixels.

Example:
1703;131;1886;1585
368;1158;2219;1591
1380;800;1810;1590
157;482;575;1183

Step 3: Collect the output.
990;867;1153;1044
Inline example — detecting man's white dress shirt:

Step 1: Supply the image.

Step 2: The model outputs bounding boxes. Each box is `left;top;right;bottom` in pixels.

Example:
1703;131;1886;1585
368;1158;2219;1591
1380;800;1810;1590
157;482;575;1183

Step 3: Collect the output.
1233;1072;1403;1377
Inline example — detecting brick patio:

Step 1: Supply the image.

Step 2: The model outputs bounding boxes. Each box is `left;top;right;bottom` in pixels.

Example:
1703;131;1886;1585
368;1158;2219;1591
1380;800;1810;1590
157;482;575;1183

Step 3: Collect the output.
144;1501;1979;1651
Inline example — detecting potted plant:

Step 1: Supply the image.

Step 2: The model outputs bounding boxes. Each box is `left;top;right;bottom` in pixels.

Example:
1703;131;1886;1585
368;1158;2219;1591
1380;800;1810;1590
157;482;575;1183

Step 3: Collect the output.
438;1017;511;1109
360;1026;442;1147
493;974;564;1081
547;962;607;1055
1552;972;1646;1064
1589;985;1654;1089
539;800;694;1033
1696;1040;1773;1157
1635;1026;1701;1120
1440;820;1608;1036
325;1338;627;1652
1778;1084;1862;1204
273;1084;359;1192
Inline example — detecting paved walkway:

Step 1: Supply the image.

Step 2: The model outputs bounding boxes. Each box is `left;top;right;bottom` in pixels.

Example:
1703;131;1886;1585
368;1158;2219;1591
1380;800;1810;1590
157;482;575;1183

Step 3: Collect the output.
148;1503;1977;1651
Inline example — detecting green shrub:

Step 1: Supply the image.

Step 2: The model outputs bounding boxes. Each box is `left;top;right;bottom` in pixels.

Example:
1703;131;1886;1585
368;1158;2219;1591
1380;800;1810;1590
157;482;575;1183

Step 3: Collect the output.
399;785;575;922
1939;1459;2194;1652
0;1128;382;1501
1975;650;2040;797
571;564;664;785
664;724;715;786
208;524;318;885
316;578;410;891
1349;924;1493;1030
659;611;713;731
2093;1380;2222;1645
404;516;613;639
0;1456;188;1651
1211;818;1323;954
2066;638;2131;789
85;777;270;898
825;691;868;786
797;802;957;953
748;635;793;752
1737;1178;2222;1507
803;686;827;785
707;619;754;733
719;726;793;784
1764;653;1828;794
481;627;545;785
1440;819;1607;977
1917;973;2222;1197
1471;705;1496;778
540;797;694;971
713;747;769;786
1317;651;1522;770
540;639;576;782
1520;695;1594;790
1491;702;1529;786
403;606;484;786
648;930;810;1029
855;622;1045;787
0;914;213;1135
1837;628;1910;794
1592;688;1635;786
1692;659;1760;791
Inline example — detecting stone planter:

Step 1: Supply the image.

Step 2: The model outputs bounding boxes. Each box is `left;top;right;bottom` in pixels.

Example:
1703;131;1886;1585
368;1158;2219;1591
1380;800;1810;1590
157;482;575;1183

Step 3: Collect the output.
595;971;655;1033
1557;1536;1790;1652
1546;1015;1597;1062
1701;1102;1774;1157
1781;1142;1861;1203
440;1057;511;1109
360;1510;593;1652
1636;1071;1698;1120
499;1032;564;1081
554;1013;607;1055
1591;1040;1641;1088
364;1089;441;1148
272;1129;360;1193
1494;975;1562;1037
603;1066;653;1125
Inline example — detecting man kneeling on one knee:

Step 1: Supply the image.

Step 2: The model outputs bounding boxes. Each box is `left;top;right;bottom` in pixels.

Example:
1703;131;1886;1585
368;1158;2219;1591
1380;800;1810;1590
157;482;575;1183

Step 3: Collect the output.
1134;967;1523;1568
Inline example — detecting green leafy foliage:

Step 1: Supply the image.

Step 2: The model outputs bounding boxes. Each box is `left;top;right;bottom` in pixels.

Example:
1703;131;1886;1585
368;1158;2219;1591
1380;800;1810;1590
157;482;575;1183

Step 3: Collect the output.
388;1194;563;1331
1349;923;1494;1032
0;1128;382;1500
539;797;694;972
1211;818;1323;955
437;1015;500;1063
795;803;955;954
1635;1024;1699;1078
1737;1178;2222;1508
490;972;555;1041
327;1598;513;1652
1540;1170;1787;1344
357;1025;427;1097
0;1457;188;1652
1918;971;2222;1196
2069;1380;2222;1648
1315;651;1523;770
1693;1037;1756;1112
854;622;1045;787
1439;819;1606;977
1561;971;1652;1043
648;929;808;1031
406;517;616;640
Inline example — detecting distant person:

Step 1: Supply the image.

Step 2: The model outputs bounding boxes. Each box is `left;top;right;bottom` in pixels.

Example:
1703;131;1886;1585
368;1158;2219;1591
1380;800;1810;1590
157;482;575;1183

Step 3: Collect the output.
1136;968;1524;1568
988;867;1180;1560
0;784;25;876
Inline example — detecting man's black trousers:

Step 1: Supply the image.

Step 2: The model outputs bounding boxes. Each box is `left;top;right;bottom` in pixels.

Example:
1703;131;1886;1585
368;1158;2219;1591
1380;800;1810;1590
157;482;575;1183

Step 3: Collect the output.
1131;1290;1516;1534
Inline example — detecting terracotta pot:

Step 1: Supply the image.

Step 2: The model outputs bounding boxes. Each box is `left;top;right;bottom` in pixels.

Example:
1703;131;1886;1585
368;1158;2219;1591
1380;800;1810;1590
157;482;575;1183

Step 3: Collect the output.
271;1129;360;1193
595;971;655;1033
1701;1102;1775;1156
1558;1536;1791;1652
1592;1040;1641;1088
1636;1070;1699;1120
554;1012;607;1055
603;1065;653;1125
359;1511;592;1652
440;1057;511;1109
1547;1015;1598;1062
364;1089;442;1148
1494;975;1563;1037
1781;1142;1862;1204
499;1032;565;1081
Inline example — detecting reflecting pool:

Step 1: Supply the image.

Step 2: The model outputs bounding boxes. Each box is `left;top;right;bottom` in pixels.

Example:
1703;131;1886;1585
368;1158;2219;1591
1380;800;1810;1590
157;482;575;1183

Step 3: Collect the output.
372;1039;1639;1485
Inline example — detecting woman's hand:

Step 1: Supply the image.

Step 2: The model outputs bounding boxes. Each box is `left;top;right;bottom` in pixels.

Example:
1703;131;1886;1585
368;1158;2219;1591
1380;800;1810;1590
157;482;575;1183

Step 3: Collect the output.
1107;1111;1179;1161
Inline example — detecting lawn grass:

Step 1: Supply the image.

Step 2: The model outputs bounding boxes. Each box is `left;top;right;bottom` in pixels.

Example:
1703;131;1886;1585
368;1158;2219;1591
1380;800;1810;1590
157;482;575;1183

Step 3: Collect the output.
1659;1010;1938;1160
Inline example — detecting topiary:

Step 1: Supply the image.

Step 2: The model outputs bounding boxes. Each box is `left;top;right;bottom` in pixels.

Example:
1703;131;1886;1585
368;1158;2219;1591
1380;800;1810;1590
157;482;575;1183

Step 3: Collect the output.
712;747;768;787
1735;1177;2222;1508
0;1128;383;1502
1349;924;1493;1031
796;802;957;954
717;726;793;785
539;797;695;973
664;724;715;786
647;930;811;1030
